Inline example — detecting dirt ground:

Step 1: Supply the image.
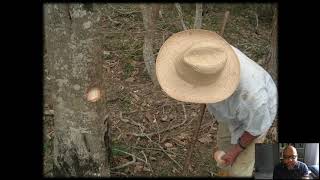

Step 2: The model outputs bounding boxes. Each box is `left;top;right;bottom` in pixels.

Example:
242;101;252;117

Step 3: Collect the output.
43;3;278;177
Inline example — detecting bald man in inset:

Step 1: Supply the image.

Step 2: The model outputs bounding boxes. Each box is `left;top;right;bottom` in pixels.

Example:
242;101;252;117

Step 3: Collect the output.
273;145;310;179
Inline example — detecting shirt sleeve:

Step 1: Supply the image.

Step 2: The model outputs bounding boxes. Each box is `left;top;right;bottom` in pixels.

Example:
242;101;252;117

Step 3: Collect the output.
243;90;273;136
301;163;309;177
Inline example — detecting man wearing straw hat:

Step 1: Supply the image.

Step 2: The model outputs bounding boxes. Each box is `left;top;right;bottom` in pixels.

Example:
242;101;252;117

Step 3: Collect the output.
155;29;278;177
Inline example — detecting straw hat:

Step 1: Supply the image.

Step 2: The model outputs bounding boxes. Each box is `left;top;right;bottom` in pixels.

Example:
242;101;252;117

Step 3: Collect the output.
156;29;240;103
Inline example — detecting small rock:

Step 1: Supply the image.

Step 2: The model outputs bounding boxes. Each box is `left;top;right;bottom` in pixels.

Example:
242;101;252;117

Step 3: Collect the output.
83;21;92;29
177;133;189;140
164;142;173;148
188;166;194;172
150;156;156;161
73;84;81;91
172;167;178;173
191;112;197;117
44;109;54;115
161;115;168;122
125;77;135;82
103;51;110;56
142;101;147;107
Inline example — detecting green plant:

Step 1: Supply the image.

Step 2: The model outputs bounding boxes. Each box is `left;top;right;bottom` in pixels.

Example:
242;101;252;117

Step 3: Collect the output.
123;62;134;79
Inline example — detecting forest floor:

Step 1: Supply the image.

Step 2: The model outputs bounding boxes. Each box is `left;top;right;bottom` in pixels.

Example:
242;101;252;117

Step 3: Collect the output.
43;3;278;177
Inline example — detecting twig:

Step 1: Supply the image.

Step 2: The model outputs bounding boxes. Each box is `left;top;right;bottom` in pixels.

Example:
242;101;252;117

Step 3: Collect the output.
112;148;147;165
131;145;174;155
171;138;186;147
141;150;154;173
44;169;53;176
127;113;188;137
144;134;183;170
108;4;141;15
128;103;188;137
181;103;187;122
255;13;259;34
154;115;161;143
110;171;128;176
111;153;136;170
107;15;120;24
175;3;188;30
119;112;145;132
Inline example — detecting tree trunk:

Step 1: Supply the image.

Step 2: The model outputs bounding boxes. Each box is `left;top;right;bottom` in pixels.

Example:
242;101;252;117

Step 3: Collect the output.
194;3;203;29
175;3;188;30
44;4;111;177
220;11;230;36
266;6;278;85
141;4;160;87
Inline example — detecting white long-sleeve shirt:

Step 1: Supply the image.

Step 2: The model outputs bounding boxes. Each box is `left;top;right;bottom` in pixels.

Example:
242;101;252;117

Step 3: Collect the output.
207;46;278;144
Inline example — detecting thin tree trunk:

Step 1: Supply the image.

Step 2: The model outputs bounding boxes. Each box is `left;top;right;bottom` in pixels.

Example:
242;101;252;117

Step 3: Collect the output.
44;4;110;177
194;3;203;29
266;6;278;84
175;3;187;30
220;11;230;36
141;4;160;87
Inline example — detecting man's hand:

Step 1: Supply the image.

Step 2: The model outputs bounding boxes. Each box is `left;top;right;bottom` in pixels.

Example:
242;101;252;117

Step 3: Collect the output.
221;144;243;165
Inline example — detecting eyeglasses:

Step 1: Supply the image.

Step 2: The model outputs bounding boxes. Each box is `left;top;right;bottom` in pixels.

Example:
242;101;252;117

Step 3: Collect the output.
283;155;297;160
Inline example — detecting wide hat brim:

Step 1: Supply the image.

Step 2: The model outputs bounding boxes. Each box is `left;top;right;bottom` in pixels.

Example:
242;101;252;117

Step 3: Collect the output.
156;29;240;103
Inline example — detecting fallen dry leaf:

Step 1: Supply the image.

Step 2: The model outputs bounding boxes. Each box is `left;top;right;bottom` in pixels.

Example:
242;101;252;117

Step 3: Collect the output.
177;132;189;140
125;77;135;82
198;136;213;144
134;165;144;173
145;112;153;122
164;142;173;148
131;92;140;101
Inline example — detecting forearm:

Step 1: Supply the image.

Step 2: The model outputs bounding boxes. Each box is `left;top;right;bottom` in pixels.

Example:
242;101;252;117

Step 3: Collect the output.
238;131;259;149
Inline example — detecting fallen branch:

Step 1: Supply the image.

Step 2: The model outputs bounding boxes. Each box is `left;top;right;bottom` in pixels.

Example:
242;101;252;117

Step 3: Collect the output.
128;103;188;137
111;148;148;171
144;134;183;170
111;152;136;170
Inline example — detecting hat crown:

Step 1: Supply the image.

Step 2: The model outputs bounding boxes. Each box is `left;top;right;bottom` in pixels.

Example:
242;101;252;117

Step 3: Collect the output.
183;45;227;75
175;42;228;86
